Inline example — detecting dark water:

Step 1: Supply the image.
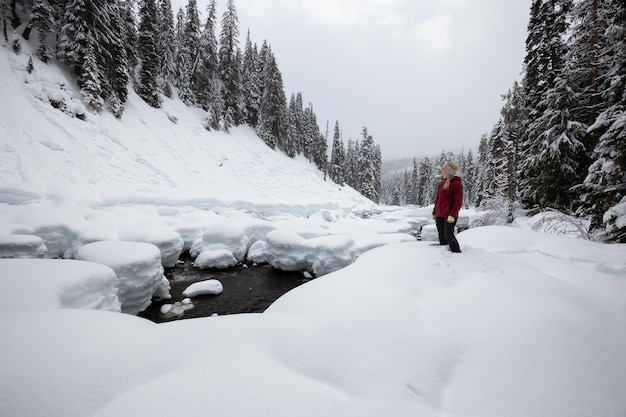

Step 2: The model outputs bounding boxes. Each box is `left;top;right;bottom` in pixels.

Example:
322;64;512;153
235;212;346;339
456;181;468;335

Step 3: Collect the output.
139;254;311;323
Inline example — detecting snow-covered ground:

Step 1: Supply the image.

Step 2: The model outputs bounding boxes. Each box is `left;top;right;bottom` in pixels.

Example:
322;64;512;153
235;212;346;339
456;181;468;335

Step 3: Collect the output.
1;40;626;417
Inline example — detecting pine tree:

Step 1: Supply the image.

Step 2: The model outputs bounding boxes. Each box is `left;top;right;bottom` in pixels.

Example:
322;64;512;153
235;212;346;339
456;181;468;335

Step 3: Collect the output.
374;144;382;200
31;0;55;63
174;7;193;104
344;139;360;191
107;0;129;117
58;0;91;78
57;0;126;112
408;157;418;205
196;0;221;121
416;157;434;206
312;131;329;174
241;30;261;127
567;0;612;152
182;0;201;104
285;93;302;157
524;64;587;212
329;121;346;184
578;0;626;240
58;0;112;112
463;149;477;206
9;0;19;29
484;120;515;220
157;0;176;98
258;47;287;150
520;0;574;210
358;127;380;202
80;41;105;112
474;134;490;207
218;0;243;125
301;103;320;160
1;0;12;42
293;92;305;155
498;81;526;217
120;0;138;78
136;0;161;107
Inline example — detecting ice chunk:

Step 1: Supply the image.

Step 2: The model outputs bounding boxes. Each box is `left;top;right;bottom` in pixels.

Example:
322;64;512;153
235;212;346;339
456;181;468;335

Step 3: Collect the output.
247;240;268;264
182;279;223;297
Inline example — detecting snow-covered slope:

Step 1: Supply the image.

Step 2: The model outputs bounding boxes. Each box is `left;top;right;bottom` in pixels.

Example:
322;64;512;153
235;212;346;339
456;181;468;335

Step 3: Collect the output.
0;42;373;213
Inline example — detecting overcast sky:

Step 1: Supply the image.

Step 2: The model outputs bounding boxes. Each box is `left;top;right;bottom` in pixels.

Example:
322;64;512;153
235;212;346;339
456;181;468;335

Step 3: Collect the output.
174;0;532;161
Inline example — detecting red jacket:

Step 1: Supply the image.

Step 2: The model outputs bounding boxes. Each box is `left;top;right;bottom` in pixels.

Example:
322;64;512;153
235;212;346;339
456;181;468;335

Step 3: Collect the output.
433;176;463;218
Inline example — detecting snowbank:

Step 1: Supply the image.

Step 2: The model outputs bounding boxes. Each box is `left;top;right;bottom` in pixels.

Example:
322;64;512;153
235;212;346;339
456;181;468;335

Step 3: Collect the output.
1;227;625;417
0;258;120;312
76;241;169;314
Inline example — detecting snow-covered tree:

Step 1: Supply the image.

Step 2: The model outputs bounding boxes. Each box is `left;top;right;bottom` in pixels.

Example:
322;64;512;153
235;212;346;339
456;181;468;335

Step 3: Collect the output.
156;0;176;98
80;41;105;112
408;158;418;205
474;134;490;207
258;47;287;149
195;0;219;114
285;92;304;157
30;0;55;62
301;102;319;160
241;30;261;127
329;121;346;184
218;0;243;125
358;127;380;202
57;0;91;77
106;0;129;117
577;0;626;241
416;156;435;206
136;0;161;107
0;0;13;42
462;148;477;207
522;67;587;212
344;138;360;191
174;7;193;104
181;0;201;104
120;0;138;77
312;131;329;175
520;0;574;210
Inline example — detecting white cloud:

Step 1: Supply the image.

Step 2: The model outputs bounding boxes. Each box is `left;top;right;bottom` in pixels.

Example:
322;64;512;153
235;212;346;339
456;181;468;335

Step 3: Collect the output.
375;11;455;53
297;0;409;30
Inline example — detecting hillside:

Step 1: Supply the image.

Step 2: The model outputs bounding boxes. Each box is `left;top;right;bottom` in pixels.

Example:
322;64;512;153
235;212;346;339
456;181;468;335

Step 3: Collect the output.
0;41;373;213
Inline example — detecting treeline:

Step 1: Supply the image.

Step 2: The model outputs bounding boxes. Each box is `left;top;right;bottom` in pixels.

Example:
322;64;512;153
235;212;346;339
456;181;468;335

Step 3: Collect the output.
380;149;478;209
384;0;625;243
1;0;383;201
484;0;625;243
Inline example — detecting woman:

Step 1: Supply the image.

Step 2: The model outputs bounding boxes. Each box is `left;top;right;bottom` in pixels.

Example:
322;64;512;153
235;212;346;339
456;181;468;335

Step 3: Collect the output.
432;162;463;253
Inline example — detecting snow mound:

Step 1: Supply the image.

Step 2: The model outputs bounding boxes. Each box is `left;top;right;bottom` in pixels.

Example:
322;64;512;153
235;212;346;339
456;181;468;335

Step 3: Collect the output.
182;280;224;297
0;258;120;312
76;241;169;314
0;234;47;258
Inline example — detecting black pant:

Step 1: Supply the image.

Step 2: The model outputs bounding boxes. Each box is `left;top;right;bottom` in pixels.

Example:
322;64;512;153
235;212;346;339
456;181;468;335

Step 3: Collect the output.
435;217;461;253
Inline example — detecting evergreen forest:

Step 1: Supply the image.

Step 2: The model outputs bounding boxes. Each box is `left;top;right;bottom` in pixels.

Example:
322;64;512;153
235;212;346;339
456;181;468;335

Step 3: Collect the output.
1;0;383;202
1;0;624;242
380;0;625;243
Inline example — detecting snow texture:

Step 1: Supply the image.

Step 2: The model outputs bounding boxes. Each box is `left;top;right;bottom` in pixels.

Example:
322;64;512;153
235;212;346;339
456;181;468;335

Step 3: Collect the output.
1;38;625;417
